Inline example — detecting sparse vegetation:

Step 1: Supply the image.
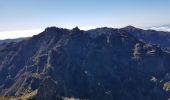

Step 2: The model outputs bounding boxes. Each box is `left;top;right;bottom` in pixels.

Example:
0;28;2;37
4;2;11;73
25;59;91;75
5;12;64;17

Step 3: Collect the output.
62;97;89;100
63;97;80;100
163;81;170;91
0;90;37;100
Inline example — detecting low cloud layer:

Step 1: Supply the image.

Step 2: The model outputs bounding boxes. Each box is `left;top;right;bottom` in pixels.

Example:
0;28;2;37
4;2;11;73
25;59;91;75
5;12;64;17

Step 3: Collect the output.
0;29;43;40
0;26;170;40
149;26;170;32
0;27;95;40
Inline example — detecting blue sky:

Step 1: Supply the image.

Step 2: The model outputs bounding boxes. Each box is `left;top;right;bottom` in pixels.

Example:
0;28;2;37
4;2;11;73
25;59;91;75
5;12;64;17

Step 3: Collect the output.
0;0;170;39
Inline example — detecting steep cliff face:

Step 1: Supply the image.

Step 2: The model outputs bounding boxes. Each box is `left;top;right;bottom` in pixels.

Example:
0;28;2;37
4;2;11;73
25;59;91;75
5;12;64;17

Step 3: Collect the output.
0;27;170;100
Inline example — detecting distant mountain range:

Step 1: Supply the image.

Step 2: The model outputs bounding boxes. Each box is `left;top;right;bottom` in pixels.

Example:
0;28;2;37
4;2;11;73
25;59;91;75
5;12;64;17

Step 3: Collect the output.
122;26;170;48
0;26;170;100
0;38;27;45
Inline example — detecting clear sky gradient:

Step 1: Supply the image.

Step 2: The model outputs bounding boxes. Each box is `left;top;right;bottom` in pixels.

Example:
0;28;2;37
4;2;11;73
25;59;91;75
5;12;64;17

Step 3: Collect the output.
0;0;170;39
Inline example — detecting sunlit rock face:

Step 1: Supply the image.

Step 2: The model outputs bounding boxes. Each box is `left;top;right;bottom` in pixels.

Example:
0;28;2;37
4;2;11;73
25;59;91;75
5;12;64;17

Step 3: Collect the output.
0;27;170;100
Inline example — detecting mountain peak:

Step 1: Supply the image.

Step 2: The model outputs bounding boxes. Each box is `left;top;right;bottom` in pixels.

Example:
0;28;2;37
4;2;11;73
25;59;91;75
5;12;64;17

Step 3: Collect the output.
72;26;81;31
44;27;61;32
122;25;138;30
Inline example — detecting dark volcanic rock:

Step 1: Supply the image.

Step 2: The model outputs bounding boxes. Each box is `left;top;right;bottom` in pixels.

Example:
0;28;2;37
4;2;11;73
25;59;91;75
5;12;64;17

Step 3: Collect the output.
0;26;170;100
36;77;62;100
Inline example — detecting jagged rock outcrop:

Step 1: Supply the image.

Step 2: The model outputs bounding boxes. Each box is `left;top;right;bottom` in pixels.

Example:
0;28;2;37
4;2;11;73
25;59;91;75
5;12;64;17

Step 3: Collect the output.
0;26;170;100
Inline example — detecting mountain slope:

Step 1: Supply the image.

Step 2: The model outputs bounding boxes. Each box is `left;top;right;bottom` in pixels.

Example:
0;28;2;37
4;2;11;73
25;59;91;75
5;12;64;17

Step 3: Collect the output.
0;27;170;100
121;26;170;48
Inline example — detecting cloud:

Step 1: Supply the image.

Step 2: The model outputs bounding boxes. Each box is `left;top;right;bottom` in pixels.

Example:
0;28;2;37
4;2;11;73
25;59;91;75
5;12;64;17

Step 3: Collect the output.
0;29;44;40
149;26;170;32
1;25;170;40
0;26;97;40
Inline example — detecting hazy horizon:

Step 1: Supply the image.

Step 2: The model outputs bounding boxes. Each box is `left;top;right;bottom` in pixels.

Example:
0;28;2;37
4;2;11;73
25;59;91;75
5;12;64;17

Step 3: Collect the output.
0;25;170;40
0;0;170;39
